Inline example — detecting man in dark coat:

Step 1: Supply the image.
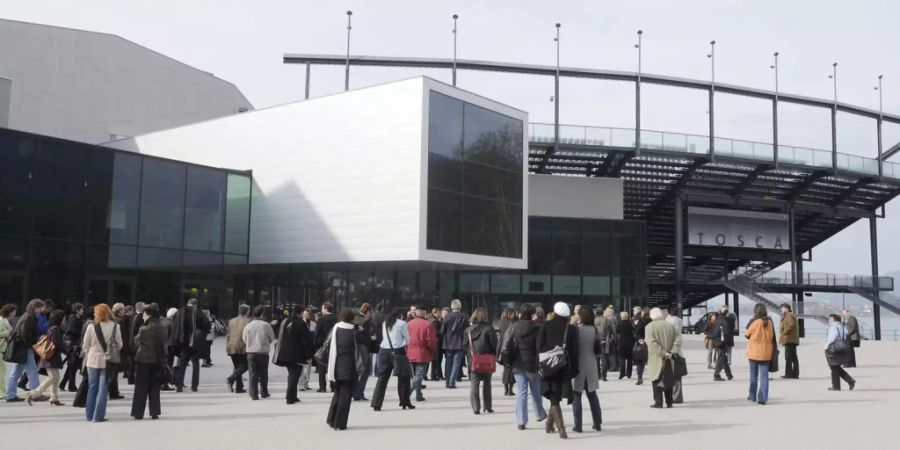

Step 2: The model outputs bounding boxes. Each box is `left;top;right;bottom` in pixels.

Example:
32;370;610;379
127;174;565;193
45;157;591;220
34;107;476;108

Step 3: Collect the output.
441;299;468;388
710;311;734;381
314;302;338;393
842;309;860;368
274;307;314;404
170;298;210;392
59;303;85;392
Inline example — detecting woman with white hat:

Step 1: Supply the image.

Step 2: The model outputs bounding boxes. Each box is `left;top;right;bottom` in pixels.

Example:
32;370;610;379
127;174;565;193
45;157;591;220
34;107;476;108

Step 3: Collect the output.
536;302;579;439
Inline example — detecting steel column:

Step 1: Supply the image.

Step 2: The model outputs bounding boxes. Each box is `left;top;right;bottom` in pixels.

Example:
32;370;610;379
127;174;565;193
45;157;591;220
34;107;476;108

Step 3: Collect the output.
304;62;311;99
733;292;740;328
635;30;642;155
709;88;715;159
870;216;882;340
553;24;560;157
877;118;884;179
773;98;779;167
797;258;805;338
675;194;684;310
344;11;352;91
831;105;838;171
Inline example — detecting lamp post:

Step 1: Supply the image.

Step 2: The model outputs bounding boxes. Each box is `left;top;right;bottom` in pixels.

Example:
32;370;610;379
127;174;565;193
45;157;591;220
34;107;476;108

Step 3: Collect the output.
452;14;459;86
635;30;642;152
344;10;352;91
828;62;838;170
876;75;884;177
770;51;779;166
707;40;716;156
554;23;561;155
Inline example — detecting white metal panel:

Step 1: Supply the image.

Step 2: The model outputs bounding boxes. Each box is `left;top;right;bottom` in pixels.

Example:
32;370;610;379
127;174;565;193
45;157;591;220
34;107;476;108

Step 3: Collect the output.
109;78;427;265
0;19;251;144
528;174;623;220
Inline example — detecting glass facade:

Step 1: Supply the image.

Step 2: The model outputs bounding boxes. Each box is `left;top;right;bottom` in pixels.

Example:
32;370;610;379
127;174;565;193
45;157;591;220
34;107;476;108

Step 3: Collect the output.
0;128;251;313
426;91;524;258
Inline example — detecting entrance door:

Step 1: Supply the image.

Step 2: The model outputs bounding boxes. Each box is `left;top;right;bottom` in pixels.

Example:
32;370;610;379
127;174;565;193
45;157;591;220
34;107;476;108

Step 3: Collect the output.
0;270;26;305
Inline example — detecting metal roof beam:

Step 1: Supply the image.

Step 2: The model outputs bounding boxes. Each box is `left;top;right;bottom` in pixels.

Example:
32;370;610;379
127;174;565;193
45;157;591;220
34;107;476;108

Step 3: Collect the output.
786;170;830;203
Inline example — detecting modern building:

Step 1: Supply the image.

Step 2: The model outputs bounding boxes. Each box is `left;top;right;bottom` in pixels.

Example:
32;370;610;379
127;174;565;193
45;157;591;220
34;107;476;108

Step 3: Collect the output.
3;39;900;338
0;19;252;144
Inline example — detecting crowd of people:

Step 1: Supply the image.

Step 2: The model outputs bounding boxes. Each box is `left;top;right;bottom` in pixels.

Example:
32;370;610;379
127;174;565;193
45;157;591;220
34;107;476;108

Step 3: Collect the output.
0;296;864;433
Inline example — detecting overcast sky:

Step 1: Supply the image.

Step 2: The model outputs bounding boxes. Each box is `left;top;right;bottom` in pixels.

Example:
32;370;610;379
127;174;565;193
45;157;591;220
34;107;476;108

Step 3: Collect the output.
4;0;900;281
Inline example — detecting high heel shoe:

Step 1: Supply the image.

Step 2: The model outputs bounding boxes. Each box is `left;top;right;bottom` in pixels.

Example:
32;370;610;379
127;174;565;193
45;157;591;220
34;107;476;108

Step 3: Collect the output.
401;404;415;410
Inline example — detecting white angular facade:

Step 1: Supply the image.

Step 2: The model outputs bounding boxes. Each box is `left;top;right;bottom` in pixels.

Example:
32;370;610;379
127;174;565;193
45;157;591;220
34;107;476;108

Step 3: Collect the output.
0;19;252;144
108;77;528;270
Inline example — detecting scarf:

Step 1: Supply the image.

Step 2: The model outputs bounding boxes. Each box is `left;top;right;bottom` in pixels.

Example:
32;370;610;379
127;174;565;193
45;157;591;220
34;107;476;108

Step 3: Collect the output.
327;322;357;382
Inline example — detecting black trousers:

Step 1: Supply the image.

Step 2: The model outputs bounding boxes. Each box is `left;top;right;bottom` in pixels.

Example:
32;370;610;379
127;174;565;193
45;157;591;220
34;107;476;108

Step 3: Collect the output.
286;365;303;403
784;344;799;378
131;363;161;419
228;354;248;390
73;371;88;407
845;342;858;368
371;349;411;409
317;361;330;391
653;385;674;407
60;354;82;391
176;346;200;389
430;353;443;381
108;363;121;396
714;346;733;378
635;362;645;381
573;388;602;429
619;357;633;378
469;373;492;413
327;380;355;430
830;364;854;390
247;353;269;400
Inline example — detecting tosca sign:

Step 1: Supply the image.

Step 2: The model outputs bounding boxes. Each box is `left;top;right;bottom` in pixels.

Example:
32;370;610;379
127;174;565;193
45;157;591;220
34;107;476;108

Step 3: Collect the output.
687;207;790;250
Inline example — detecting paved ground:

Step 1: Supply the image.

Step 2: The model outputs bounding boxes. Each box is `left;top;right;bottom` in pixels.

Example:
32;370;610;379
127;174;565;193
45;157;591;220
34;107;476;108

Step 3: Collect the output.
1;334;897;450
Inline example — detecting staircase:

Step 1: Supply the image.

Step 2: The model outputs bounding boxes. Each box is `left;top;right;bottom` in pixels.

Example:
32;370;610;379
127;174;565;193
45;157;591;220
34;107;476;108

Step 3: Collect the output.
846;287;900;316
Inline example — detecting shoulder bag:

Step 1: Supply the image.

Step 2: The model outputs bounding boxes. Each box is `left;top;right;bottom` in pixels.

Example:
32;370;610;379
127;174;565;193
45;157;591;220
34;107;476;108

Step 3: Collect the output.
94;323;121;365
386;324;412;378
538;325;570;378
469;329;496;374
826;326;852;357
497;326;517;367
33;333;56;361
313;332;331;367
672;354;688;377
2;320;27;364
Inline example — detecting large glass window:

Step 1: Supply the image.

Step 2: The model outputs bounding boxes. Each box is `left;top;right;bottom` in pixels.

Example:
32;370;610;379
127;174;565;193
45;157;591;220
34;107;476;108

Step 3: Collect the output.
184;166;226;252
106;153;142;245
0;133;33;236
225;174;251;255
425;91;524;259
139;158;186;249
31;140;89;239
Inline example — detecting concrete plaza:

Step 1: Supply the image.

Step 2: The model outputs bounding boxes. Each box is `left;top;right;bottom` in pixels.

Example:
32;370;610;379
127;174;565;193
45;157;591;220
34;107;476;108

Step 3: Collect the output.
1;334;897;450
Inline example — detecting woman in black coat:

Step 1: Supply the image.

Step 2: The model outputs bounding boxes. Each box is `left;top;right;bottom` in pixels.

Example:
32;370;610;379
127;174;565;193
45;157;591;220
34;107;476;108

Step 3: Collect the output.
131;304;168;420
465;308;498;415
326;309;367;431
497;308;517;396
616;312;635;380
275;308;314;404
536;303;579;440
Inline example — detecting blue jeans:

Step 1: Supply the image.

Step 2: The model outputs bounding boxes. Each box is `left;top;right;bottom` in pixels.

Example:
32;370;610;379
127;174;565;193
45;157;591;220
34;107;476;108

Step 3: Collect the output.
513;370;546;426
444;350;464;387
5;348;40;400
411;363;429;399
86;368;109;422
748;360;769;404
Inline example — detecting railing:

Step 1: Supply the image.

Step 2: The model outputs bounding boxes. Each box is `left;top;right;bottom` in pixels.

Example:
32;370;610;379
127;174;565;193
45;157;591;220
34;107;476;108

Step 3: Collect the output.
529;122;898;180
734;271;895;291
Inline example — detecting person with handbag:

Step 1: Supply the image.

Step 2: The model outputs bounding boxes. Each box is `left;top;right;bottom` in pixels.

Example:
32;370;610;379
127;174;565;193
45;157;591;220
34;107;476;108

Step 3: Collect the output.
614;312;633;380
0;304;16;396
465;307;497;415
131;304;167;419
242;306;276;400
5;299;44;402
745;303;775;405
663;307;685;403
407;306;437;403
274;306;314;405
81;303;123;422
572;307;603;433
536;302;579;440
825;314;856;391
25;309;66;406
841;309;860;368
646;308;680;409
370;308;413;411
326;308;367;430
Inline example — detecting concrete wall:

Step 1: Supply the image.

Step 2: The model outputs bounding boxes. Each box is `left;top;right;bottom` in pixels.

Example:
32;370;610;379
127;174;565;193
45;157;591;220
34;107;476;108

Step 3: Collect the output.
108;78;426;266
0;19;252;144
528;174;623;220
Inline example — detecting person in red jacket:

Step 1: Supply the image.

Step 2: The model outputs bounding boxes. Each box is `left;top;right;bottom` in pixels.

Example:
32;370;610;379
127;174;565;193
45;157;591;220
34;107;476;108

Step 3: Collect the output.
407;306;437;402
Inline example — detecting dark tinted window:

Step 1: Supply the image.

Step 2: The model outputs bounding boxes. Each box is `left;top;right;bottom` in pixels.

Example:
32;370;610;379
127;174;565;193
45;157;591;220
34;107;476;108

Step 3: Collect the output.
428;92;464;192
0;133;33;235
426;189;462;253
139;158;186;249
463;102;523;171
107;153;142;245
184;166;226;252
224;174;251;254
86;149;115;243
461;197;522;257
31;140;89;239
29;240;84;301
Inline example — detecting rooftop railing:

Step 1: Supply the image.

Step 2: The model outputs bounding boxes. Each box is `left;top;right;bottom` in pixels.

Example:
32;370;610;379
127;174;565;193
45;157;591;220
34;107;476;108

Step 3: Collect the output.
529;122;899;180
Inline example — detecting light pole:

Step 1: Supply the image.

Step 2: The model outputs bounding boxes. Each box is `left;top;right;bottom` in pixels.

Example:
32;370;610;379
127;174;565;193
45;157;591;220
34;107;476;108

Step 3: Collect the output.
553;23;561;155
770;51;779;165
344;10;352;91
635;30;642;152
828;62;838;170
876;75;884;177
707;40;716;156
452;14;459;86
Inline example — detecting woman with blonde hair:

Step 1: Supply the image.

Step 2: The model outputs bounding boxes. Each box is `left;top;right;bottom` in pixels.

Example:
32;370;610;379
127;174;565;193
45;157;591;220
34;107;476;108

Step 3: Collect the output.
82;303;123;422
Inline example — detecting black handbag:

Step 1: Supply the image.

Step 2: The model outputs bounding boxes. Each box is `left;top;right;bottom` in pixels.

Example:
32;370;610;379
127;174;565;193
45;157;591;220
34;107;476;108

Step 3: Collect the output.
769;330;780;373
632;341;648;362
386;326;412;378
313;333;331;367
538;325;570;378
826;327;852;356
2;322;27;364
672;354;688;377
